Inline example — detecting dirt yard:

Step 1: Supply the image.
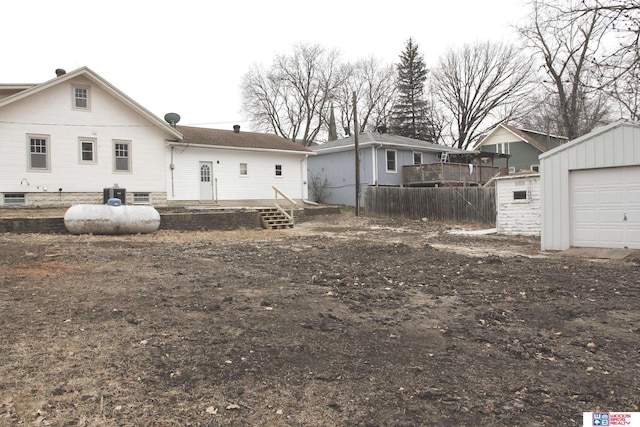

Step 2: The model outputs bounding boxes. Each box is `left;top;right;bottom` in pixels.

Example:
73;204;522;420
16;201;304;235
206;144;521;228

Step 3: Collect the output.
1;213;639;426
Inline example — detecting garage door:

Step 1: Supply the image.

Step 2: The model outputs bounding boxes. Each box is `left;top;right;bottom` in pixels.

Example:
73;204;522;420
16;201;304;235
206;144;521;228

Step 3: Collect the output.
571;166;640;249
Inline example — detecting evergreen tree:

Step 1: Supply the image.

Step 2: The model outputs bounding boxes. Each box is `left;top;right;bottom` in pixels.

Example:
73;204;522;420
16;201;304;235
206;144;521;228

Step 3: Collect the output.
390;38;437;141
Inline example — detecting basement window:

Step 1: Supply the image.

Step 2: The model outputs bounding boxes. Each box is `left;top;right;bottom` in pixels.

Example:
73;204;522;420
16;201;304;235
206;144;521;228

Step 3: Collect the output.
133;193;150;204
513;190;528;201
3;193;26;206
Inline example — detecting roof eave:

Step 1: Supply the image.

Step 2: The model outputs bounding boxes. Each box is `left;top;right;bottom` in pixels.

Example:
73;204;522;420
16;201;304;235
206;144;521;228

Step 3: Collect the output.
167;141;315;155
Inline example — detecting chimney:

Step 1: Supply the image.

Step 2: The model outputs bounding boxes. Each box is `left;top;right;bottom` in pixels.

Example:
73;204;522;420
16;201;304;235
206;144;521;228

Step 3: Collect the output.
55;69;66;77
233;125;240;133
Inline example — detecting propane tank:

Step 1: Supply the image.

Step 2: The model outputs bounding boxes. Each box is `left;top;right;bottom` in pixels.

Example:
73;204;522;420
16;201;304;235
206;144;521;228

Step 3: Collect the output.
64;203;161;235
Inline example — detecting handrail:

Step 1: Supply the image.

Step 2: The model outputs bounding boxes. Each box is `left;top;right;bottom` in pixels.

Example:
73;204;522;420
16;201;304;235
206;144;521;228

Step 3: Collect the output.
273;185;297;223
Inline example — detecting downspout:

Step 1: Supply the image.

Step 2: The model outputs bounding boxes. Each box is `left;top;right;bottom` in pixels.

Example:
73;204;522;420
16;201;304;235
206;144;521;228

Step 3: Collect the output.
372;144;382;185
170;146;175;198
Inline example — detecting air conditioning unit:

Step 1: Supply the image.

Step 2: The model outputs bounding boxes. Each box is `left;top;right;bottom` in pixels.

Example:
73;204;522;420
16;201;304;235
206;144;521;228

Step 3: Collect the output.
103;187;126;204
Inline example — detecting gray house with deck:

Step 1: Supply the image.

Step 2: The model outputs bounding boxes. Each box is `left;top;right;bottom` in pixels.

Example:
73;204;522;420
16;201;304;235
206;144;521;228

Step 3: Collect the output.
307;132;468;207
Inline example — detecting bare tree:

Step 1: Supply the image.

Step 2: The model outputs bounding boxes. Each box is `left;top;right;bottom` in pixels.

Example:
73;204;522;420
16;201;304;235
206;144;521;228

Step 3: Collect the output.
608;62;640;120
334;57;396;136
241;43;350;146
573;1;640;80
431;41;533;150
519;0;613;140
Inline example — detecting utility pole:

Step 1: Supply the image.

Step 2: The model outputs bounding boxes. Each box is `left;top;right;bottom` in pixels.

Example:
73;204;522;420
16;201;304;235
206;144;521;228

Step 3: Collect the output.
353;91;360;216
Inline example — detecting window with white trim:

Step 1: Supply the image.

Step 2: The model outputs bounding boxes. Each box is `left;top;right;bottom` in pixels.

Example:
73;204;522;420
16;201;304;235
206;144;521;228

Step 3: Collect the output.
28;134;50;171
79;138;97;163
275;164;282;176
386;149;397;172
497;142;510;155
531;165;540;172
413;152;422;165
114;140;131;172
240;163;248;176
3;193;26;206
73;85;90;110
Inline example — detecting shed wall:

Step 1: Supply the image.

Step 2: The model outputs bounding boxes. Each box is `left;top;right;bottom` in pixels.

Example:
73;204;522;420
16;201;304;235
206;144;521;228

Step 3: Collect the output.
496;176;541;236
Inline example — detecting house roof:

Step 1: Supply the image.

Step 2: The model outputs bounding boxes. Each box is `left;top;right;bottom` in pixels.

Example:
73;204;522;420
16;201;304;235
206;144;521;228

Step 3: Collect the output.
311;132;469;154
174;125;313;154
0;67;182;140
473;123;567;153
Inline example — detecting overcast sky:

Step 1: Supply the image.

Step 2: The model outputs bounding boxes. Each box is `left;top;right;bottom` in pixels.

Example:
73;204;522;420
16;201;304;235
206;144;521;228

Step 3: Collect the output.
3;0;529;130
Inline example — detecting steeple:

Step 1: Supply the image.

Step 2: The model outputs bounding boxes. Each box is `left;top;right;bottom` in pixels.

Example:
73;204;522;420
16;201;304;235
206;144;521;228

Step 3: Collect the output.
328;102;338;141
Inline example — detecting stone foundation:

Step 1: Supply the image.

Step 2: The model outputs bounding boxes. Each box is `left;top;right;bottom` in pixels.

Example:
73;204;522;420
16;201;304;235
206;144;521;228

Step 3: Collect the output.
1;192;169;207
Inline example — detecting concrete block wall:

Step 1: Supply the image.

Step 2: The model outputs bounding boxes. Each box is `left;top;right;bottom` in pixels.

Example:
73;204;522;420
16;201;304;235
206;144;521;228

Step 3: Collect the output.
0;206;341;234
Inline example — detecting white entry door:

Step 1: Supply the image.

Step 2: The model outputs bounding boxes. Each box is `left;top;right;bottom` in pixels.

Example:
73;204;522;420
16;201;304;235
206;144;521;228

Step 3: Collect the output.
570;166;640;249
199;162;214;201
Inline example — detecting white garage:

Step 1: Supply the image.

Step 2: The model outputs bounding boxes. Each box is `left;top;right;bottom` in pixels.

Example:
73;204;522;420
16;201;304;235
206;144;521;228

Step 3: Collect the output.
540;120;640;251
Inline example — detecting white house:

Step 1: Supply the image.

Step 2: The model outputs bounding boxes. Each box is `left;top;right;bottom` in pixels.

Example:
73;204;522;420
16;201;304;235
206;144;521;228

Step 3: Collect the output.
540;120;640;250
167;125;312;205
0;67;311;208
494;172;541;236
0;67;181;207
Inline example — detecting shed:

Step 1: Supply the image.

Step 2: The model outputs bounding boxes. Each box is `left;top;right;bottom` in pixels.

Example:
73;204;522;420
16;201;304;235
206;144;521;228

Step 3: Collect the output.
494;172;540;236
539;120;640;250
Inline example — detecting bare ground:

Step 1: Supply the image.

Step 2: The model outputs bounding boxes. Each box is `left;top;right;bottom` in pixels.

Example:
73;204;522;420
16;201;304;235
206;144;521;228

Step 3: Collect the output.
1;213;639;426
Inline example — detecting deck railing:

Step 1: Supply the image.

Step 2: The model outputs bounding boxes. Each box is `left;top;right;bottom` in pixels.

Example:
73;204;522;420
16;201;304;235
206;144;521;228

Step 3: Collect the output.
403;163;501;186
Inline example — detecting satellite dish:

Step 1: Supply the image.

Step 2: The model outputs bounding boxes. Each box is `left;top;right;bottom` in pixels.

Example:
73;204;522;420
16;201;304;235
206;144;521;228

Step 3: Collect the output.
164;112;181;127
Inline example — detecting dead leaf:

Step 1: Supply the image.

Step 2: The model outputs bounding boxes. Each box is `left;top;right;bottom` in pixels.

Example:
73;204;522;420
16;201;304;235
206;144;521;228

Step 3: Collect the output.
206;406;218;415
226;403;240;410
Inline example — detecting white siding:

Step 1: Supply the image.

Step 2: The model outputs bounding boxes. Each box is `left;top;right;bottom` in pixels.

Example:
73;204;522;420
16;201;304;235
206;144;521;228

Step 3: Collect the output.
540;121;640;250
167;145;308;202
496;175;541;236
481;126;519;146
0;75;170;196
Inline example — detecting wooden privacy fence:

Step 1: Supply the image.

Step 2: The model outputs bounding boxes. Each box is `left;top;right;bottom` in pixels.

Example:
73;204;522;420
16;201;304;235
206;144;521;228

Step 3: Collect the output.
364;186;496;225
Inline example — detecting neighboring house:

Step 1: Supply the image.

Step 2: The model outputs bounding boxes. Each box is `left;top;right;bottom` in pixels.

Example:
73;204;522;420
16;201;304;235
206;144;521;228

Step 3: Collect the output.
0;67;311;208
473;123;567;173
307;131;467;207
493;172;541;236
167;125;312;205
0;67;181;207
540;120;640;250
